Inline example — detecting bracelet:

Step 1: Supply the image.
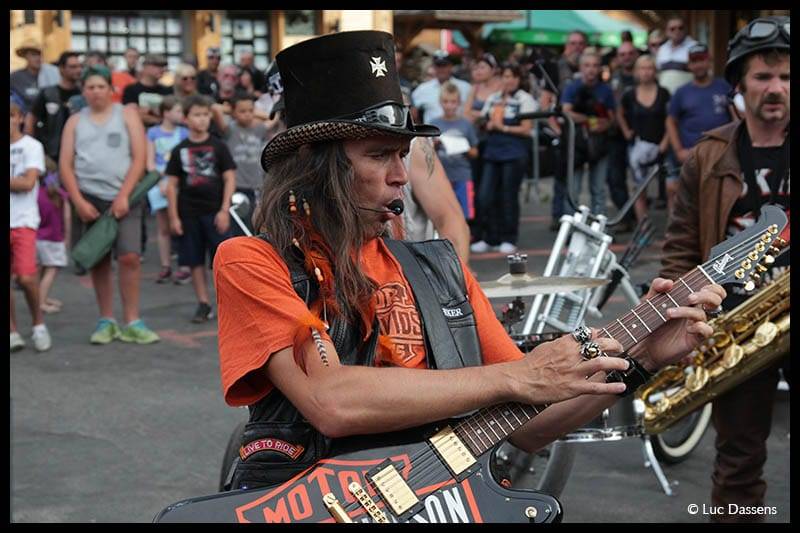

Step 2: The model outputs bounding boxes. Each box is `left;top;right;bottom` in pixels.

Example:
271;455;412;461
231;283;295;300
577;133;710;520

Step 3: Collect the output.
606;353;655;397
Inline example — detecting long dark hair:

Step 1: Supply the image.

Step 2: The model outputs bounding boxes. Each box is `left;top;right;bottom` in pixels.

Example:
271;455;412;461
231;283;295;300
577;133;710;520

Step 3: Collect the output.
253;142;377;322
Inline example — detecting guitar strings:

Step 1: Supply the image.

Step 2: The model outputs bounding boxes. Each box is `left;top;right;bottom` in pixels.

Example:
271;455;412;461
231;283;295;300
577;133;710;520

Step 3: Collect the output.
338;228;779;519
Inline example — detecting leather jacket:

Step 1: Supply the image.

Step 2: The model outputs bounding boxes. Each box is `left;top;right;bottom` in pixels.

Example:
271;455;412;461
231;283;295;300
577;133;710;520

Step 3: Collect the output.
660;120;746;280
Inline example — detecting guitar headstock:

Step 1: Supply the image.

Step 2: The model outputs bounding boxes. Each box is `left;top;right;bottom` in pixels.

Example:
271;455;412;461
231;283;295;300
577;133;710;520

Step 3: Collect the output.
705;205;788;290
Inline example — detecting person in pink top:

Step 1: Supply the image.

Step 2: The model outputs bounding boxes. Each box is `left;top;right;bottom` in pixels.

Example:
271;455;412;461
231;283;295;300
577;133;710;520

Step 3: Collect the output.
36;170;70;313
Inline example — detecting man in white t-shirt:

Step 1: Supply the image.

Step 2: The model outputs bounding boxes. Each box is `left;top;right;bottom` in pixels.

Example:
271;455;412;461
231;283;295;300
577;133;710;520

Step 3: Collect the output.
656;16;698;95
411;51;472;123
10;99;51;352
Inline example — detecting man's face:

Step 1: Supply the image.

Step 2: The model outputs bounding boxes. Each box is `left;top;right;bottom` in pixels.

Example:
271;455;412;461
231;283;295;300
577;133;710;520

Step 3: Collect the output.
688;55;710;80
239;52;254;68
617;43;638;70
343;136;410;236
143;63;166;81
207;54;221;71
185;105;211;132
124;50;139;69
219;67;238;91
24;49;42;70
666;19;686;44
741;54;790;124
434;63;452;84
61;57;83;83
580;55;601;84
565;33;587;62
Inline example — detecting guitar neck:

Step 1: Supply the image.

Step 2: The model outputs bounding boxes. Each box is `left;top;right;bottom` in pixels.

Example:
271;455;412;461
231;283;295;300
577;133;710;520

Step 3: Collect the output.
454;266;716;456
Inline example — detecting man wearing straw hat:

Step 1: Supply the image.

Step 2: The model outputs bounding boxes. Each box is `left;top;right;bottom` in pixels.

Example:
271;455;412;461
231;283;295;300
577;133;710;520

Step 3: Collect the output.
11;38;60;111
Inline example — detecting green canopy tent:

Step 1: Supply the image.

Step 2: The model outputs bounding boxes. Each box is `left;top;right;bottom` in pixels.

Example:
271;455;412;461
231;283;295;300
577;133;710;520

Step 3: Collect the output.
480;10;648;48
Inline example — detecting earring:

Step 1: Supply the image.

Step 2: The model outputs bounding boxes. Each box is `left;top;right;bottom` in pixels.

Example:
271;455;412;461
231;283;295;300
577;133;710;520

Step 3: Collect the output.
288;190;297;213
302;198;311;217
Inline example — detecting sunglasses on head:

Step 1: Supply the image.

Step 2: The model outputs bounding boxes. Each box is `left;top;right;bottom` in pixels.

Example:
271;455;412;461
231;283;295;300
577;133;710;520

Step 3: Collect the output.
339;102;411;129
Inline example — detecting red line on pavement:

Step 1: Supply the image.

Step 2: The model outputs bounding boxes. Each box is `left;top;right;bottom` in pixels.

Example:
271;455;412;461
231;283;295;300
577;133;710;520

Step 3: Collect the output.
156;328;218;348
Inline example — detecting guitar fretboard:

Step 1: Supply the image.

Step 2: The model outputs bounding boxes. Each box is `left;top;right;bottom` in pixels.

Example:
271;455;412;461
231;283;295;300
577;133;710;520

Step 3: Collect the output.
453;265;721;457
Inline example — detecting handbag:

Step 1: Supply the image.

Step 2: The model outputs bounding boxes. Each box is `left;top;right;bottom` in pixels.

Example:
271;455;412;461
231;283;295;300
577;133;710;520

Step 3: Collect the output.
71;171;160;270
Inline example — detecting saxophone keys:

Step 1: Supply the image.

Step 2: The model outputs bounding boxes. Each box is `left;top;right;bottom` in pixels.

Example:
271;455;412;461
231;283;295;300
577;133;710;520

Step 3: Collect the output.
722;344;744;369
685;367;709;392
753;322;779;347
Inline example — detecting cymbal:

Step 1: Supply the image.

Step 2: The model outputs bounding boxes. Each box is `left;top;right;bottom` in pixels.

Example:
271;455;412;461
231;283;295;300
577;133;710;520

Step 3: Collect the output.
480;274;609;299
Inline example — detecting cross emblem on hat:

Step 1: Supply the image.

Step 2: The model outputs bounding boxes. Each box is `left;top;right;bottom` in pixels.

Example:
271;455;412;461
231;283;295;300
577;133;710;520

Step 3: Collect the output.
370;56;388;78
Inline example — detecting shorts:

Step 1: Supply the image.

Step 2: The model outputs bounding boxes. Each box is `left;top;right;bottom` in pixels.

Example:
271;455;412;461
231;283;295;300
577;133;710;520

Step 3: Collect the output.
178;213;232;268
36;240;68;267
74;191;144;258
665;150;681;183
10;227;38;276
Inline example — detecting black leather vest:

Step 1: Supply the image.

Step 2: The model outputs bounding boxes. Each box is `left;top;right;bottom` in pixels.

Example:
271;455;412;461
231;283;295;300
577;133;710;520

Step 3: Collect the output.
228;236;481;490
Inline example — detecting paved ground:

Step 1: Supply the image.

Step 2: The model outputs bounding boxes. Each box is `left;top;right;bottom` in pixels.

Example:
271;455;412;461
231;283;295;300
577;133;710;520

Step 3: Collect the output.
10;176;789;522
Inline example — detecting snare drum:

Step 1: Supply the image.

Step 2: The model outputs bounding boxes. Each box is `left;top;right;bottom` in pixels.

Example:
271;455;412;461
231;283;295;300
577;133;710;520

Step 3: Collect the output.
560;395;644;442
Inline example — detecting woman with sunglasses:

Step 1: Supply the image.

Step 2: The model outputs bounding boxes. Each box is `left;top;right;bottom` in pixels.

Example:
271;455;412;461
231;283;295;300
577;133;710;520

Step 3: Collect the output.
173;63;200;100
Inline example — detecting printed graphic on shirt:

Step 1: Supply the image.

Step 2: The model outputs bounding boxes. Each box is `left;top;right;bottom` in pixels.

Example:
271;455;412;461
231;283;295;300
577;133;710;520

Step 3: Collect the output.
374;282;424;367
180;145;217;188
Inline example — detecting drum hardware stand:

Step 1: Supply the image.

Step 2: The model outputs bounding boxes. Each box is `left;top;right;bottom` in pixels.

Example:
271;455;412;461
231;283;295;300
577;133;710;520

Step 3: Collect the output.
513;163;677;495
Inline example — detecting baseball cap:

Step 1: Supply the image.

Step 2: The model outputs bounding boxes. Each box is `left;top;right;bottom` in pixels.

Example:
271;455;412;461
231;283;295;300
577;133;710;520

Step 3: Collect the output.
143;53;168;66
688;43;710;61
432;50;453;66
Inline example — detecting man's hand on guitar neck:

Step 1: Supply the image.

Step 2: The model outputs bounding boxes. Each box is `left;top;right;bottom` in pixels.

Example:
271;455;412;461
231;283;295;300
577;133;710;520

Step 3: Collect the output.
629;278;726;372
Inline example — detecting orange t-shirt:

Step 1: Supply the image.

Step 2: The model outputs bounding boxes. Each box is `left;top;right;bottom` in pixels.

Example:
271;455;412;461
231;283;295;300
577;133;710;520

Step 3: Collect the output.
111;71;137;104
214;236;524;407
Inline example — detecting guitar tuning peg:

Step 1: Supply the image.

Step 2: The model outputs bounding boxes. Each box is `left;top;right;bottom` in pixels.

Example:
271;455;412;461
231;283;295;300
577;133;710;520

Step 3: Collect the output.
769;246;780;254
751;273;761;282
763;255;775;265
744;280;756;292
756;264;768;273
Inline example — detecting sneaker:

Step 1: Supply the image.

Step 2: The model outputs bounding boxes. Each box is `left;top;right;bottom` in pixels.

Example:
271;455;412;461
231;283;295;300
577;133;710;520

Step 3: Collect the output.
498;242;518;254
31;324;52;352
10;332;25;352
90;318;121;345
119;319;160;344
470;240;491;254
191;302;214;323
156;266;173;284
173;269;192;285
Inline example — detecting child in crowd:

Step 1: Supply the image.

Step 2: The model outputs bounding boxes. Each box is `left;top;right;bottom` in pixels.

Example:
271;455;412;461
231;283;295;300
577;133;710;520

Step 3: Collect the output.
429;82;479;219
146;95;191;283
213;96;269;235
165;94;236;323
36;166;70;314
10;99;51;352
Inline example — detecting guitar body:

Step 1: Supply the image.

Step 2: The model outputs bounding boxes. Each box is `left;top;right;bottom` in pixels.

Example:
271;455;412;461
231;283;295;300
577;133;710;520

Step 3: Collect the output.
155;422;562;523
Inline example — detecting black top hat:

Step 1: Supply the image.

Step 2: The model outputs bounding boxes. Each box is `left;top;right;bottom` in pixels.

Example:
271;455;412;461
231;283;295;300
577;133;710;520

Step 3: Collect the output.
260;31;439;170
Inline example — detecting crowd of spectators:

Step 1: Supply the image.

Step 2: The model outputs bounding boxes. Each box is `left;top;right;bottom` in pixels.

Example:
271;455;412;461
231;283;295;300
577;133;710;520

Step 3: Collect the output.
10;15;741;349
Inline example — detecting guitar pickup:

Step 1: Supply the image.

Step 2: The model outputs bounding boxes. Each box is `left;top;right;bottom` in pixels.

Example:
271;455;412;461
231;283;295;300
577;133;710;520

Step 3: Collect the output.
366;460;422;519
428;425;477;479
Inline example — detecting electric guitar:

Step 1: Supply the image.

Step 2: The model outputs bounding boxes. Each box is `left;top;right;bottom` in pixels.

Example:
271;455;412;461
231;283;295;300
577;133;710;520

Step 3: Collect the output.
155;205;787;523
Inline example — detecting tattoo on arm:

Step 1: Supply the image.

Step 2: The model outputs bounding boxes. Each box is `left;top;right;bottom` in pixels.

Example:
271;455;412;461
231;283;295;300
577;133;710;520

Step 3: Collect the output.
420;138;435;179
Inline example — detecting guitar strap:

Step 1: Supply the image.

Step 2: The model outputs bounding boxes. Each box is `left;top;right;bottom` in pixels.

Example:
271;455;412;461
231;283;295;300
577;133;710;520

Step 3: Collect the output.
384;238;473;370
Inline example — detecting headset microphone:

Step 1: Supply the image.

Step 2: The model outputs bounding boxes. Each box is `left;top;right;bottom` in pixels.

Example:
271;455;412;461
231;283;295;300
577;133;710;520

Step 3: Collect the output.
359;199;404;216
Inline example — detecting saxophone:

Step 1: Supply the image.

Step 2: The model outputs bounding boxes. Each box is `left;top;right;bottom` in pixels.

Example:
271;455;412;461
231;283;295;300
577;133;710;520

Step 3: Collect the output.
637;268;790;435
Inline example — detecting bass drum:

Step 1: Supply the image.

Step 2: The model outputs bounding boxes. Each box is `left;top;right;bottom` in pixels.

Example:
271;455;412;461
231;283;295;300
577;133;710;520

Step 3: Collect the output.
493;334;576;497
650;403;713;464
